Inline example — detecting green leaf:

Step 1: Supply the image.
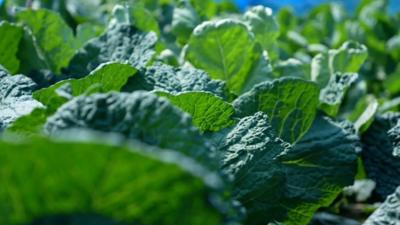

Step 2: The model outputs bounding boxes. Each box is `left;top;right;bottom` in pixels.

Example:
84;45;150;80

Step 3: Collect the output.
0;22;24;74
273;58;309;80
157;91;235;132
171;1;201;45
0;136;225;225
186;19;262;94
330;41;368;73
362;112;400;198
16;9;78;74
243;6;279;60
75;23;105;49
0;70;43;132
44;92;213;166
364;186;400;225
123;62;228;99
320;72;358;117
311;41;367;88
8;63;136;135
233;78;320;143
348;95;378;133
65;24;157;76
388;120;400;157
111;3;160;35
220;112;358;225
34;62;137;110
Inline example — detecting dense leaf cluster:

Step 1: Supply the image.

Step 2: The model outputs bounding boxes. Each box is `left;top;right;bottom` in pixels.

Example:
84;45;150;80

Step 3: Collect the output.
1;0;400;224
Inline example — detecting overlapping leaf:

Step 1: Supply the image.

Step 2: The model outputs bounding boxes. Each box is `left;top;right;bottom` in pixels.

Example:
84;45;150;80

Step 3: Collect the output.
219;112;358;225
233;78;320;143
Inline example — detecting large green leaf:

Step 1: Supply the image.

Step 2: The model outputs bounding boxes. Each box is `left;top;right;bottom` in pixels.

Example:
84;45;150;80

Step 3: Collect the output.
361;113;400;198
233;78;320;143
186;19;262;94
16;9;78;74
65;23;157;76
157;91;235;132
364;186;400;225
0;69;42;132
219;112;358;225
44;92;213;165
7;63;136;135
0;136;226;225
0;22;24;74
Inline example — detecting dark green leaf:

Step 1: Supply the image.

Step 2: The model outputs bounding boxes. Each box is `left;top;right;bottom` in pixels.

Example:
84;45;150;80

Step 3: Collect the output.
220;112;358;225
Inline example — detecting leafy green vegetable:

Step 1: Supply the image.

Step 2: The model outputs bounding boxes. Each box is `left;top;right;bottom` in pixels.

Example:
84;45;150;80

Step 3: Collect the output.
17;9;78;74
157;91;235;132
0;69;42;131
186;19;263;94
388;120;400;157
0;136;226;225
244;6;279;60
364;186;400;225
124;62;228;99
65;24;157;76
311;41;367;88
45;92;213;165
7;63;136;135
220;112;358;225
34;62;137;111
233;78;320;143
361;113;400;198
110;3;160;35
0;22;24;74
320;72;358;116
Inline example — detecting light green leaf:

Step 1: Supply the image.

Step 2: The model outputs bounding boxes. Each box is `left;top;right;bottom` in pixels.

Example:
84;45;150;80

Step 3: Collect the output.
186;19;262;94
157;91;235;132
0;22;24;74
348;95;378;133
233;78;320;143
34;63;137;109
75;23;104;49
0;136;225;225
220;112;358;225
7;63;136;135
111;3;160;35
244;6;279;60
273;58;309;80
330;41;368;73
320;72;358;117
311;41;367;88
45;92;213;166
171;1;201;45
16;9;78;73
